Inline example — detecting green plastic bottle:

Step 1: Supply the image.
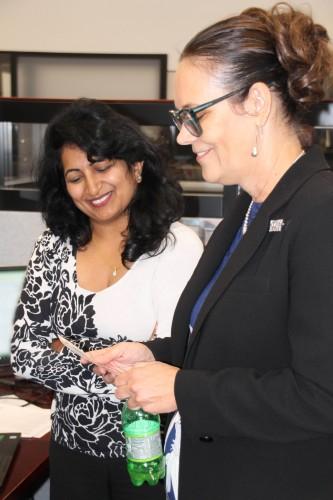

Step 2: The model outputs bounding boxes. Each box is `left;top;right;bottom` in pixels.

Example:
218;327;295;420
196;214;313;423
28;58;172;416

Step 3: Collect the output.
122;401;165;486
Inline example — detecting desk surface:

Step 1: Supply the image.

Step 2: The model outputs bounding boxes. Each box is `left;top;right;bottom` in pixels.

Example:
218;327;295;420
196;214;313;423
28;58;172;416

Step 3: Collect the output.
0;369;53;500
0;433;50;500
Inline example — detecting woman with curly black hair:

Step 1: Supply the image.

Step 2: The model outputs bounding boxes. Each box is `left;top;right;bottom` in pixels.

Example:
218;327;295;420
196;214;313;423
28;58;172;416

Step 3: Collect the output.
11;98;203;500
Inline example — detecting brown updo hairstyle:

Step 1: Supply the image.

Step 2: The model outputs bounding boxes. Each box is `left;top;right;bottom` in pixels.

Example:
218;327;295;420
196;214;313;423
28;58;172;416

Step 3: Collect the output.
181;2;333;147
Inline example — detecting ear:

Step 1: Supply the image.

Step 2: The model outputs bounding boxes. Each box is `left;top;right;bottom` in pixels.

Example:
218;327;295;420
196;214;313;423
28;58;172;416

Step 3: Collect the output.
133;161;144;176
243;82;271;126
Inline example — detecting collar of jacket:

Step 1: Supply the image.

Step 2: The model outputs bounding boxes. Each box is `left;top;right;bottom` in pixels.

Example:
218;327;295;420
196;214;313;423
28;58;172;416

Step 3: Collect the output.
171;145;331;363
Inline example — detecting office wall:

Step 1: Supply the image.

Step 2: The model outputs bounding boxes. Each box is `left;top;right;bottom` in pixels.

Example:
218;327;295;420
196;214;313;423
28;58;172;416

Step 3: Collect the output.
0;0;333;97
0;211;45;267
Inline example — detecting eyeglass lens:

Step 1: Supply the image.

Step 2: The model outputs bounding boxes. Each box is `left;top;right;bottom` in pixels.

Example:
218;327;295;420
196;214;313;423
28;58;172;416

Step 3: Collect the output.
172;110;201;137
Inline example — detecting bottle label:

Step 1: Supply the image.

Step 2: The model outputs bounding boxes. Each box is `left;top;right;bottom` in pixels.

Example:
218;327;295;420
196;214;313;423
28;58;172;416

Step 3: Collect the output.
124;420;162;462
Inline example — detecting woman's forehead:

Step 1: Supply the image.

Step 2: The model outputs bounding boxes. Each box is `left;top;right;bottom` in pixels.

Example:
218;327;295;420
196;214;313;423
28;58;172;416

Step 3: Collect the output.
174;58;224;107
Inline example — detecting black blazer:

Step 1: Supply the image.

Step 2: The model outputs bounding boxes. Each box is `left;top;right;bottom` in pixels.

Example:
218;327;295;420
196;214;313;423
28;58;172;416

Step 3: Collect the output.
150;145;333;500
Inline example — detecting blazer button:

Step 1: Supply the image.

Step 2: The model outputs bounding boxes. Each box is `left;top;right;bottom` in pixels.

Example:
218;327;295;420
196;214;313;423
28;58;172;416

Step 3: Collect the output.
199;435;213;442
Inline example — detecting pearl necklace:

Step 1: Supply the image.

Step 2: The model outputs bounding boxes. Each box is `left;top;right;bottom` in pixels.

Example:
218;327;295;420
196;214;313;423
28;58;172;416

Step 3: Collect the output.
242;201;254;235
242;150;305;236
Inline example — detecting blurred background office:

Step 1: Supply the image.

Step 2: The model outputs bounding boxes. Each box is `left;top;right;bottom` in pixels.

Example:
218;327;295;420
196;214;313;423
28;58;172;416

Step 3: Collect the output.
0;0;333;100
1;0;333;266
0;1;333;498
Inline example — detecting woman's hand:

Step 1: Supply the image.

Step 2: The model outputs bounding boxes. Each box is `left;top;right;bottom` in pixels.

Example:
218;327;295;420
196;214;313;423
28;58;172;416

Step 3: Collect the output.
115;361;179;414
81;341;155;383
51;339;63;353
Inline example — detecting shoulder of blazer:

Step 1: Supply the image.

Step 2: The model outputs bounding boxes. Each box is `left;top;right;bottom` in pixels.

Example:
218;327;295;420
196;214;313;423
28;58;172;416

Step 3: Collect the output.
170;145;331;361
186;145;330;290
262;144;332;216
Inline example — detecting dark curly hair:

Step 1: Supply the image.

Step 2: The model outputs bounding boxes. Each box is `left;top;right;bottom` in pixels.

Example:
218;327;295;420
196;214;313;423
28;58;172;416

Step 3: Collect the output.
37;98;184;263
181;2;333;147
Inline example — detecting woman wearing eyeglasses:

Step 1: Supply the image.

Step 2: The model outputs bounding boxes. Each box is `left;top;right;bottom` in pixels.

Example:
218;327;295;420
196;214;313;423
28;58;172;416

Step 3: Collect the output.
84;4;333;499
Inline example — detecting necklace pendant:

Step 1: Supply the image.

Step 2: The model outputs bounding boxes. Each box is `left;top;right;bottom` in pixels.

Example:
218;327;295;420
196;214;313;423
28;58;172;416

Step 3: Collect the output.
112;267;117;277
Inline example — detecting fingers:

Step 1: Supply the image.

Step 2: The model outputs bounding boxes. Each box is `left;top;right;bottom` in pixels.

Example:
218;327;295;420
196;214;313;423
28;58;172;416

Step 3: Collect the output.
92;363;126;385
126;397;141;410
114;370;129;386
113;362;179;414
81;346;117;365
93;365;107;376
81;343;155;372
101;373;115;384
114;371;131;399
115;385;131;400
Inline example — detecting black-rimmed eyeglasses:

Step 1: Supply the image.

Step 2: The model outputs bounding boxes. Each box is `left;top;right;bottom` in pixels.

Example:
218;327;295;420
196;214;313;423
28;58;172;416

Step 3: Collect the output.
169;88;246;137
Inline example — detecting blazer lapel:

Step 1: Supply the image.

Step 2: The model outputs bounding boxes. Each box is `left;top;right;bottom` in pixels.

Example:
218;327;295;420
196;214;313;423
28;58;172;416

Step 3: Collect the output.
186;199;270;354
171;193;251;364
184;145;330;359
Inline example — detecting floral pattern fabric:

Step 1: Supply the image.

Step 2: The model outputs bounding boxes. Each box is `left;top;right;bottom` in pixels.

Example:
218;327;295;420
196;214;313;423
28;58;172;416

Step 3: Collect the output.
11;230;127;457
11;224;203;458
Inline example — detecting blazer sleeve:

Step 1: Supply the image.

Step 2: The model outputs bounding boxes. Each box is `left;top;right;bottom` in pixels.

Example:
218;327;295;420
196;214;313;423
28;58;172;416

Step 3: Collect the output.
175;195;333;442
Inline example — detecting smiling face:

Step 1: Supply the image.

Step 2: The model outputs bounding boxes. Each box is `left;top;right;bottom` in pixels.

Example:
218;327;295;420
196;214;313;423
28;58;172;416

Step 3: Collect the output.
174;58;256;186
62;145;141;228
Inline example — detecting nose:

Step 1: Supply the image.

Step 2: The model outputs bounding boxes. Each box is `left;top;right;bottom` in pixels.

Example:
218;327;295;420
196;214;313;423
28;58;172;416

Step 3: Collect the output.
85;171;101;197
176;125;196;146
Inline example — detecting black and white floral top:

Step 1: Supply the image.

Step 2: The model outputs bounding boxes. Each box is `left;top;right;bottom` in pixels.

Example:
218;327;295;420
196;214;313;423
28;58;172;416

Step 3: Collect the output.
11;222;203;458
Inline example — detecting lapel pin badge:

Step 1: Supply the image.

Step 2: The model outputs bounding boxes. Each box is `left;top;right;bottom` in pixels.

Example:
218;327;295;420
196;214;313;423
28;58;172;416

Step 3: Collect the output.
269;219;285;232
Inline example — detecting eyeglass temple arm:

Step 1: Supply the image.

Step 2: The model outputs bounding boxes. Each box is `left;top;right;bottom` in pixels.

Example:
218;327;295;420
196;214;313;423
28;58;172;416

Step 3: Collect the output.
191;88;247;114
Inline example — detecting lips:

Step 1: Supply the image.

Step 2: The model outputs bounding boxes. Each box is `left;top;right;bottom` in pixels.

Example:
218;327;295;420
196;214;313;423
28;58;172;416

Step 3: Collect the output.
194;148;212;161
89;192;112;207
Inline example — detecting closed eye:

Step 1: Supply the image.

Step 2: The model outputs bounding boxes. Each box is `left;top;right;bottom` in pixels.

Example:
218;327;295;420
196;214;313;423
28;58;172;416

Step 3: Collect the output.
195;109;208;122
94;160;116;173
66;174;82;184
95;165;111;173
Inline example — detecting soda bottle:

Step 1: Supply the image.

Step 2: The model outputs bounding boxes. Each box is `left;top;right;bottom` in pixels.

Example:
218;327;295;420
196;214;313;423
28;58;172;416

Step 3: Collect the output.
122;401;165;486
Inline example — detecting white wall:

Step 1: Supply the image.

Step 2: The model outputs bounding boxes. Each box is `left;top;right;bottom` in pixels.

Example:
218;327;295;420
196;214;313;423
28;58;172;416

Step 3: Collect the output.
0;211;45;267
1;0;333;97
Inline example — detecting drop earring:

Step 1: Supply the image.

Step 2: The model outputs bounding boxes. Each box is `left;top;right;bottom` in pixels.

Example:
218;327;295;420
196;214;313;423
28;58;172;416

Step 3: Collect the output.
251;144;258;157
251;125;261;158
136;173;142;183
